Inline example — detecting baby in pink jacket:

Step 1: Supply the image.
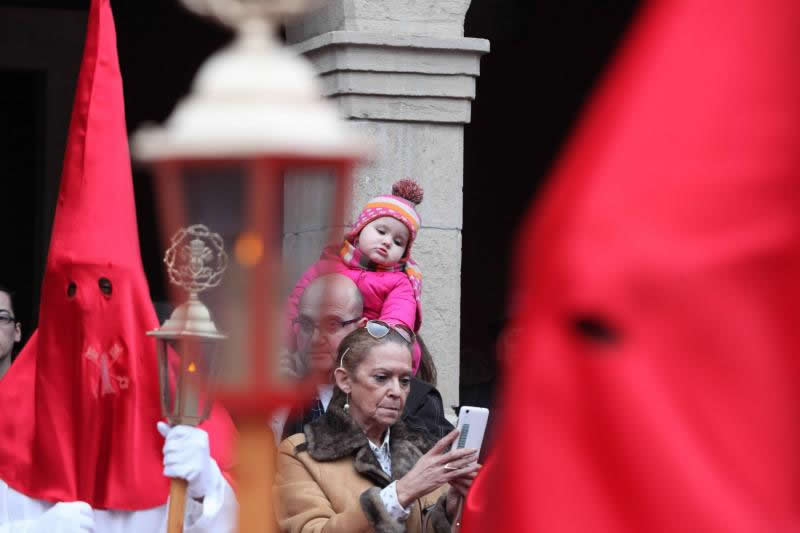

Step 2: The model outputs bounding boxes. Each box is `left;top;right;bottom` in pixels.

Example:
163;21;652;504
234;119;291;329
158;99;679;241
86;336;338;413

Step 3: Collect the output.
286;179;424;372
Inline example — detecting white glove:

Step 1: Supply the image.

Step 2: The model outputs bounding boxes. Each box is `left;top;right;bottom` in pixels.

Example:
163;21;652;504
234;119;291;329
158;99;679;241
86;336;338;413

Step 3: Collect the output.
157;421;216;499
32;501;94;533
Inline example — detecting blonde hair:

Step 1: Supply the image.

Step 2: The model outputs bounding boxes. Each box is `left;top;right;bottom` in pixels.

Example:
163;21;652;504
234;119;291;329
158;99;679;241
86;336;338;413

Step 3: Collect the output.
336;325;412;373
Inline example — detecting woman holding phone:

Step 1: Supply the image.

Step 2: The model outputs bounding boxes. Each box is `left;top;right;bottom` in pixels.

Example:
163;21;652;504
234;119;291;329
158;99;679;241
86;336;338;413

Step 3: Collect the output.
275;320;479;532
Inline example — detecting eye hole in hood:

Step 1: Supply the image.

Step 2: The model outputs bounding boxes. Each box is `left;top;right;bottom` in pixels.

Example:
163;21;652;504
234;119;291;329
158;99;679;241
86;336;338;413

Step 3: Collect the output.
98;277;112;297
67;281;77;298
572;314;620;347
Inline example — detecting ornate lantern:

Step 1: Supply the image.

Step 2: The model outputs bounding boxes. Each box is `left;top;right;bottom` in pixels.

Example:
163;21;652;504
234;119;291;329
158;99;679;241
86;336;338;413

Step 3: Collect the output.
148;224;228;427
132;1;368;532
147;225;228;533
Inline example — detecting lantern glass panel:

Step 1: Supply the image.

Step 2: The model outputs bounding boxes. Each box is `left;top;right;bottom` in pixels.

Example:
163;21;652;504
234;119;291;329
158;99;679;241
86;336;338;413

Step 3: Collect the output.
151;160;349;403
157;336;221;425
282;168;339;298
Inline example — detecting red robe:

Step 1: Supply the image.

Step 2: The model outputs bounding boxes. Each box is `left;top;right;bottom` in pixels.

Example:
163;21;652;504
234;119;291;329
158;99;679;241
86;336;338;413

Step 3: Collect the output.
463;0;800;530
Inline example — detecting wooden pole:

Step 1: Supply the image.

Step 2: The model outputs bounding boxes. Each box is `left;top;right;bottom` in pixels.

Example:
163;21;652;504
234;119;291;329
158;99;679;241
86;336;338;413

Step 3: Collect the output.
237;418;278;533
233;161;280;533
167;477;188;533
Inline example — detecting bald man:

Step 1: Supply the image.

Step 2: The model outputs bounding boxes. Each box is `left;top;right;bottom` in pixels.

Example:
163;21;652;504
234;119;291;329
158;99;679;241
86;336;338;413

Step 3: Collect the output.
288;274;365;382
273;274;452;442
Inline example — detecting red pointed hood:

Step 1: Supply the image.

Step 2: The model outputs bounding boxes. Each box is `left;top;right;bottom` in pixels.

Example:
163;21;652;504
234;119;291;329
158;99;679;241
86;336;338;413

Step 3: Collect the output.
0;0;234;510
463;1;800;531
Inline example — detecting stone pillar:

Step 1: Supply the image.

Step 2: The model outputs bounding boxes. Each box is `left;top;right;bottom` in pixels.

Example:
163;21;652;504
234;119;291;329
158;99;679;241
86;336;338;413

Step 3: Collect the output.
285;1;489;414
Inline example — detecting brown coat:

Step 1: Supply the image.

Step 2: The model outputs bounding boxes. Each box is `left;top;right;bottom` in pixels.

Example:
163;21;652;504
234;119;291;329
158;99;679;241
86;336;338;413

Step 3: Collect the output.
275;399;452;533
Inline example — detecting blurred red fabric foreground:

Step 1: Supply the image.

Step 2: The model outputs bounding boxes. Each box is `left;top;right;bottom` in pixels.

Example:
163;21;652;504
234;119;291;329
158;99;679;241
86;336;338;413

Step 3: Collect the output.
462;0;800;531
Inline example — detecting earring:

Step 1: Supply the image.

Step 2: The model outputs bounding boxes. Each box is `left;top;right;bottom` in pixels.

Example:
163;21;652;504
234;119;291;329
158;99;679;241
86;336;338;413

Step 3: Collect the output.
344;394;350;413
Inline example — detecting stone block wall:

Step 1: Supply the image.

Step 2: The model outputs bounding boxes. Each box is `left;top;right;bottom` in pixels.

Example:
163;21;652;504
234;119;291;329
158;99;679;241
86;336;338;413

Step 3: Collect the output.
286;2;488;413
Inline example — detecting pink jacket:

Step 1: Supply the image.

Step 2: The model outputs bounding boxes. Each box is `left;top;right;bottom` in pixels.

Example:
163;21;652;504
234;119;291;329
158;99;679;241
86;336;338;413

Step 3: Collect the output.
286;257;423;369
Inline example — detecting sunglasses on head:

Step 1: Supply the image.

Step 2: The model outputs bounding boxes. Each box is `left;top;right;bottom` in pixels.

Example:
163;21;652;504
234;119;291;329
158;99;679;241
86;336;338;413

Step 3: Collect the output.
365;320;415;345
338;320;415;369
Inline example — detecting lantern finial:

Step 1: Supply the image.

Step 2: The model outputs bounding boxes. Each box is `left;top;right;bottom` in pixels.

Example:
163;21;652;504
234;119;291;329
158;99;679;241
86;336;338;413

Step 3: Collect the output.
149;224;227;343
165;224;228;298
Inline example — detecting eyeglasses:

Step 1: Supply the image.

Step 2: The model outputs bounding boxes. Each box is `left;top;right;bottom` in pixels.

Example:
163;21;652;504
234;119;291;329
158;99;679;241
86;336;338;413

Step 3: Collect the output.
292;316;360;337
365;320;414;345
0;315;16;326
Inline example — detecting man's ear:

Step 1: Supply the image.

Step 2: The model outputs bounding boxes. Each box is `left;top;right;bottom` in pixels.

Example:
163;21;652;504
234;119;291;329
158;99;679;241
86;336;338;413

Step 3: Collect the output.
13;322;20;343
357;317;368;328
334;367;351;393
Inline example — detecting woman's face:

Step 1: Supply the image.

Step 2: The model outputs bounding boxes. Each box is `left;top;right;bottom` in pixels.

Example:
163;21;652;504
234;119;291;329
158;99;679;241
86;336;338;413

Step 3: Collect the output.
347;342;413;431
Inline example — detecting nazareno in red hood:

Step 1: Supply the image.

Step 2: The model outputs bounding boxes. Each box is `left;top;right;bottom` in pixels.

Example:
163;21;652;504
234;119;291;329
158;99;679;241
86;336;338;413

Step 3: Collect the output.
0;0;234;510
462;1;800;531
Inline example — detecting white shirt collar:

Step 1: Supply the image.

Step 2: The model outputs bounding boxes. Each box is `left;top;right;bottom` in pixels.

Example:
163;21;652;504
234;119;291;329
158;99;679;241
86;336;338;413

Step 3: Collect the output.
317;384;334;411
367;427;391;450
368;427;392;477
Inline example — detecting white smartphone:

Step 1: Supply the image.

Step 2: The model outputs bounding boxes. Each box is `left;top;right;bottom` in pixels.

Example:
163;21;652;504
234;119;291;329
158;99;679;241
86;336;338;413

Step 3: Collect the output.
450;406;489;458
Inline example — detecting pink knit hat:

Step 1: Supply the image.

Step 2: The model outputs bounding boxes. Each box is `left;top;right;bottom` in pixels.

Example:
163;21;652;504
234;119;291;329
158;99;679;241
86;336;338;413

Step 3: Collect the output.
347;179;424;261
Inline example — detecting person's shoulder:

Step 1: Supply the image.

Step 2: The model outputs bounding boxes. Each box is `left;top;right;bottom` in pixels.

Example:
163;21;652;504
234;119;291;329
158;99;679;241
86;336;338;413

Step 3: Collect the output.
283;433;306;447
407;377;437;405
279;433;307;455
410;376;434;394
403;378;454;440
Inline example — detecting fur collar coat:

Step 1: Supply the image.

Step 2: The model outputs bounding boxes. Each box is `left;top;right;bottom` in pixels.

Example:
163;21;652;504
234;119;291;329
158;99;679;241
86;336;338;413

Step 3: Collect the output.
275;394;452;533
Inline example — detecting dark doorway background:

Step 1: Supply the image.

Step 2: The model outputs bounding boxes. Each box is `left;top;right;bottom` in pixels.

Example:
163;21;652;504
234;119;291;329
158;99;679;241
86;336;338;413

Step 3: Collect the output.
0;69;45;351
1;0;640;399
0;0;231;331
112;0;232;306
460;1;641;411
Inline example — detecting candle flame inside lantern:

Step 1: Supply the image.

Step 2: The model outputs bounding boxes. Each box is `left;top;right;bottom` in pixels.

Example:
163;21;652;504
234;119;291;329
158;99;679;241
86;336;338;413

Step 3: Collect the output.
234;232;264;267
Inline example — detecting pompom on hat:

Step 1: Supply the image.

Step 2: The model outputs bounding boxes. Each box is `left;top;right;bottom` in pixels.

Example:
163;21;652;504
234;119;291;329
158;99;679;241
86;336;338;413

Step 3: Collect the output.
347;179;424;261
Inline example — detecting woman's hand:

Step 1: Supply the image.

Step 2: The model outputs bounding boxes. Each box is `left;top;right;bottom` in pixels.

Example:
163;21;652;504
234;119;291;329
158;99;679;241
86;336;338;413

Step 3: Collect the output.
445;469;479;520
448;468;479;497
395;428;481;508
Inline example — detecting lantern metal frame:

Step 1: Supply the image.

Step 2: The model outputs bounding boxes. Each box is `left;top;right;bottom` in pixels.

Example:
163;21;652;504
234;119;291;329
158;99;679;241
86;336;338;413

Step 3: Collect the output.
147;223;229;426
132;2;368;532
148;294;227;426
